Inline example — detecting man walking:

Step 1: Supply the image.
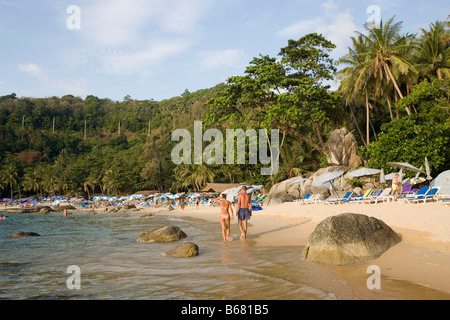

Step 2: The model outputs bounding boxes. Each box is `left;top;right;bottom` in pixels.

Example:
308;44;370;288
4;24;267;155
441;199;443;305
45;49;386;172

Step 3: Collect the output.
237;186;252;239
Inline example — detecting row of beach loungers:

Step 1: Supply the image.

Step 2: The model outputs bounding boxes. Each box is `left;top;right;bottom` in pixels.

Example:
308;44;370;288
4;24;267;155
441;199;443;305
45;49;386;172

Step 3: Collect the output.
294;186;448;205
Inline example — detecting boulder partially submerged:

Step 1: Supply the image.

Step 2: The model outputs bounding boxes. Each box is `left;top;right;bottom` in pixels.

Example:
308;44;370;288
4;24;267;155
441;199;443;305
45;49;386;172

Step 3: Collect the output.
136;226;187;243
302;213;401;265
166;242;199;258
7;232;41;239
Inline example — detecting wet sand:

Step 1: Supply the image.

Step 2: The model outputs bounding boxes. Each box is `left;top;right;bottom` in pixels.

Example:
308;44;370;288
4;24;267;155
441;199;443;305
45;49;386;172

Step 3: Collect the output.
149;201;450;299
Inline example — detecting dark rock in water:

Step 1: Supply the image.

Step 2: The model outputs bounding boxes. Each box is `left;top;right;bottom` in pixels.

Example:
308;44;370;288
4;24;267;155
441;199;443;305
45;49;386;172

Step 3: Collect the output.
58;203;76;210
166;242;199;258
7;232;41;239
39;208;51;215
139;213;154;218
302;213;401;265
136;226;187;243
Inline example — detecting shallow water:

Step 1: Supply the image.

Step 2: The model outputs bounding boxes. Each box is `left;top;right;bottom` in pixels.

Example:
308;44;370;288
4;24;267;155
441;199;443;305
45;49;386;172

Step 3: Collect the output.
0;212;448;300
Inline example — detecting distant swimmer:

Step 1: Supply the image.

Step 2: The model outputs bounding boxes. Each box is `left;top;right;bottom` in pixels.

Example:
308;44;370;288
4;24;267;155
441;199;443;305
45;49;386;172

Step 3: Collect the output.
214;193;234;242
0;215;4;220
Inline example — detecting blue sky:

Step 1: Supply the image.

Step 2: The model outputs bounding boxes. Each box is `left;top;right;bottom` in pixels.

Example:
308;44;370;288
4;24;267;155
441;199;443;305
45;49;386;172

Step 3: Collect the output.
0;0;448;102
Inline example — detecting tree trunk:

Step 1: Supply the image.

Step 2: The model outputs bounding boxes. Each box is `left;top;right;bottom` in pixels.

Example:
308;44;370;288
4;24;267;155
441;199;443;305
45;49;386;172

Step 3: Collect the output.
348;104;367;149
273;120;325;155
386;96;394;121
385;64;412;115
365;89;370;146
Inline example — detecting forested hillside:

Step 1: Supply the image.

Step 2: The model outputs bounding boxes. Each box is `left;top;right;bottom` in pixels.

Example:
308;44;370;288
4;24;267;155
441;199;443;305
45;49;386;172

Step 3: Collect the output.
1;18;449;199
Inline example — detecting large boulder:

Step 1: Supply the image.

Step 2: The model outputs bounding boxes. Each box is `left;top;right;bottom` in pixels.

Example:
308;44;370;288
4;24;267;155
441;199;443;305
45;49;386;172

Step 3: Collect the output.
325;128;363;170
136;226;187;243
7;232;41;239
166;243;199;258
302;213;401;265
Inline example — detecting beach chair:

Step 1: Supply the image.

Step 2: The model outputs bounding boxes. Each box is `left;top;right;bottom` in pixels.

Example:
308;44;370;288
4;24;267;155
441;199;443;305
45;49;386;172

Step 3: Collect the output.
398;186;430;203
348;189;374;204
365;188;392;204
304;194;324;204
294;194;311;205
408;187;440;204
399;184;413;196
326;192;353;204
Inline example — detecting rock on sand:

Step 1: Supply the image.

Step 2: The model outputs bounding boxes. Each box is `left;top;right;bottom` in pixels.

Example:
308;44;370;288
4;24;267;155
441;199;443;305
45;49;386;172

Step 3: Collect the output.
302;213;401;265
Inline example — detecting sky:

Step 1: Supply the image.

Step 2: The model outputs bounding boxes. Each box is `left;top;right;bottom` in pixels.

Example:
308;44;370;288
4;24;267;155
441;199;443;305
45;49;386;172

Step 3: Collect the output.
0;0;448;102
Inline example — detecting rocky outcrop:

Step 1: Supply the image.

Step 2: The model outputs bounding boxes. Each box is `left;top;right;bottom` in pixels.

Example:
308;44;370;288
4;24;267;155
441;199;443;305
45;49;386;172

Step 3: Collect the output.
136;226;187;243
302;213;401;265
166;243;199;258
325;128;363;170
7;232;41;239
39;208;51;215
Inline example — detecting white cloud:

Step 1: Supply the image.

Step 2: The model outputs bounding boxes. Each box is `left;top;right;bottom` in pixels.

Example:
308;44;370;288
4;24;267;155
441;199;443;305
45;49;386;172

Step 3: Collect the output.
18;63;44;77
68;0;212;76
18;62;89;96
98;40;193;75
198;49;247;70
276;0;362;57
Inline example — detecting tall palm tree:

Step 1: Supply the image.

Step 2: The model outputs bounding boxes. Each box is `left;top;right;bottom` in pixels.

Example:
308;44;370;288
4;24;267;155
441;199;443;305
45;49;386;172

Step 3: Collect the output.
1;164;19;199
337;34;374;146
102;169;122;196
358;16;417;115
415;21;450;80
22;168;41;196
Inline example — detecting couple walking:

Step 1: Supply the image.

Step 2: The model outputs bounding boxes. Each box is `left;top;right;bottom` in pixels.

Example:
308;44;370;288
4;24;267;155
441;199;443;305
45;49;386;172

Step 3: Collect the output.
214;186;252;242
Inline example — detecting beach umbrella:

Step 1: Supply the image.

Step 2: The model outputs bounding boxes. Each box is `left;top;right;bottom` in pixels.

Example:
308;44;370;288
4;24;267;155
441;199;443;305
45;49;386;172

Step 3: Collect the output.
387;162;425;174
425;157;433;181
313;171;346;186
380;169;386;184
313;170;345;199
246;185;263;194
347;168;381;178
431;170;450;195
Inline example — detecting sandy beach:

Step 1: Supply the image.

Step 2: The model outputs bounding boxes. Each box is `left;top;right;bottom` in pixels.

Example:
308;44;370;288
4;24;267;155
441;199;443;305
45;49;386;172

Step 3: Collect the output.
147;201;450;298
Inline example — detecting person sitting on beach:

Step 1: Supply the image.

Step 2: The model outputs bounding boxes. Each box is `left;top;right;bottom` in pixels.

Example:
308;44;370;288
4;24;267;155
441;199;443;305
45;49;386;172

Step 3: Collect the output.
213;193;234;242
237;186;252;239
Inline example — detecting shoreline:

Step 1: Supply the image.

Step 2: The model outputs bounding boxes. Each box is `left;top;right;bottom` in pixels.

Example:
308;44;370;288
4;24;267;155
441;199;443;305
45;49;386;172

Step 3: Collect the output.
150;202;450;298
3;201;449;299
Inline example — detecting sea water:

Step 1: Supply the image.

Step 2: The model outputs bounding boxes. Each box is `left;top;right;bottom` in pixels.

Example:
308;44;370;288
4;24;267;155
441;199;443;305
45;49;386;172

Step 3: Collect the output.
0;212;448;300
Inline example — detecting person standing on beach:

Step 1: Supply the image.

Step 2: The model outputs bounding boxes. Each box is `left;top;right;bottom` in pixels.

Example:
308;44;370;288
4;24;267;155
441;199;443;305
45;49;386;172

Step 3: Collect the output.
214;193;234;242
392;173;400;200
237;186;252;239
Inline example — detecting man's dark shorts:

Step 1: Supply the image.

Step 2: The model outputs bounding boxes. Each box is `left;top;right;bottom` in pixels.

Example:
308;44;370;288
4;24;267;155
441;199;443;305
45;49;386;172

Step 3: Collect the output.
238;208;251;221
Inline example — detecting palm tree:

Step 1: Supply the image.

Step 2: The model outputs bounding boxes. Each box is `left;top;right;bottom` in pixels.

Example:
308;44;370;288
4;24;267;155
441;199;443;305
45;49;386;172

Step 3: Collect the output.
337;34;374;146
184;165;215;191
102;169;122;196
42;168;57;196
1;164;19;199
22;168;41;196
358;16;417;115
415;21;450;80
